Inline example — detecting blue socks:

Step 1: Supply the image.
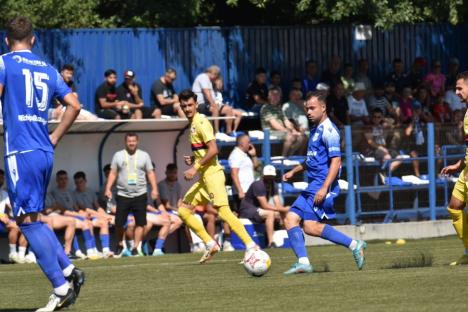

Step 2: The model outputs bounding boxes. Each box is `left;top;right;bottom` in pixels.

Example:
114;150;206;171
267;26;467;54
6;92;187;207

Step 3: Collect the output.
154;238;165;250
321;224;352;248
100;234;110;249
287;226;308;260
83;229;96;250
19;222;67;288
72;236;80;252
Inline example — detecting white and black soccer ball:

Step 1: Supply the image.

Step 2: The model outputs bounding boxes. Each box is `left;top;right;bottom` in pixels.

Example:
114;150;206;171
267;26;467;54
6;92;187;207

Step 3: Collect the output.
243;249;271;277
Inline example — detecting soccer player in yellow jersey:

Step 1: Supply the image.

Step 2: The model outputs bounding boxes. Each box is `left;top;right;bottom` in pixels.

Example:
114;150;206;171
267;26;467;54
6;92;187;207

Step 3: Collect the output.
441;71;468;265
177;89;258;263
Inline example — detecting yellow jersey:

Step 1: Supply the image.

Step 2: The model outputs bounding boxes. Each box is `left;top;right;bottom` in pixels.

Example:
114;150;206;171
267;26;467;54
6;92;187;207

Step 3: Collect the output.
465;110;468;165
189;113;223;175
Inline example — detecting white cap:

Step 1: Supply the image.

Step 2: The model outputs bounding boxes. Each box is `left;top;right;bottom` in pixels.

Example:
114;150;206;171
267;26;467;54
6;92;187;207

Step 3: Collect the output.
316;82;330;91
353;82;366;92
262;165;276;177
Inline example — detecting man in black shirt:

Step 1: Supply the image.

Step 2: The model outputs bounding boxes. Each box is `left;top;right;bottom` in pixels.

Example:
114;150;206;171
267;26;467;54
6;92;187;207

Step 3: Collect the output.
95;69;123;119
151;68;184;118
244;67;268;112
321;56;342;87
238;165;288;247
327;82;350;127
116;70;144;119
385;58;409;92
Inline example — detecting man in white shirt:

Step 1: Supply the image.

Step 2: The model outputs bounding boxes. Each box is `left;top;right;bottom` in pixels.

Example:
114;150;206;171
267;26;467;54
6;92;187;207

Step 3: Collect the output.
192;65;222;132
347;82;369;125
228;134;259;200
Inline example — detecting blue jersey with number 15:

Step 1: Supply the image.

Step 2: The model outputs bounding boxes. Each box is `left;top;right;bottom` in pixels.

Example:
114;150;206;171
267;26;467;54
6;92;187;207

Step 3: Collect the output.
0;50;71;156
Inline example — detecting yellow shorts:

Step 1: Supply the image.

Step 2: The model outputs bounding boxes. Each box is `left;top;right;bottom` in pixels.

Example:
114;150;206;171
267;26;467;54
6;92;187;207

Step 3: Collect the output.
452;168;467;202
183;169;229;207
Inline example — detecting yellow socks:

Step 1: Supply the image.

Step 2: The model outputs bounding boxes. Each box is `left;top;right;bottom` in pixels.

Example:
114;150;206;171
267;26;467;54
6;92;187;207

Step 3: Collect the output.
448;207;468;248
178;207;212;244
217;205;255;248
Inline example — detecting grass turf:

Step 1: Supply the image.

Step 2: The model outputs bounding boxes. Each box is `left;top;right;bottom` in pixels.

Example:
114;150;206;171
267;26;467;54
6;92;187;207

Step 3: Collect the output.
0;236;467;312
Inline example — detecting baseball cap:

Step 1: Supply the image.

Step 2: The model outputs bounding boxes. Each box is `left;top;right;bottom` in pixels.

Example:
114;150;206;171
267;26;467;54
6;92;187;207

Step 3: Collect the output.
124;70;135;78
353;82;366;92
262;165;276;177
316;82;330;91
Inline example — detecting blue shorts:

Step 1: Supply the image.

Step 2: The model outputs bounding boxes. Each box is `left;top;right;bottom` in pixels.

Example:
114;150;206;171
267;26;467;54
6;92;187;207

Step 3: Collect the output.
0;222;7;234
147;210;174;216
289;181;340;221
5;150;53;218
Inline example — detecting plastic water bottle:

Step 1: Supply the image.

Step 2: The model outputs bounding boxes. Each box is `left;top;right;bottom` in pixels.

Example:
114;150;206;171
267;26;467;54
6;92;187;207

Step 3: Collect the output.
106;199;113;214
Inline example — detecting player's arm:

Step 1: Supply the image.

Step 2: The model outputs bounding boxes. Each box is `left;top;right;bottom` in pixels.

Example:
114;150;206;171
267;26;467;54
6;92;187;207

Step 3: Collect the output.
283;162;306;181
202;88;217;107
441;159;465;175
49;93;81;146
157;94;176;106
105;169;118;200
230;167;245;198
314;156;341;204
147;169;159;200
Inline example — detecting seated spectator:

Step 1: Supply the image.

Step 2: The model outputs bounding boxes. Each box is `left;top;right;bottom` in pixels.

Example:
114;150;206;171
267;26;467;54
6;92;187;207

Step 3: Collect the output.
50;170;101;259
60;64;78;98
424;60;446;98
413;86;434;122
316;82;331;97
213;77;243;134
384;81;400;108
192;65;222;132
151;68;185;118
238;165;288;248
260;87;307;156
355;58;373;93
402;102;429;177
229;134;259;200
445;109;464;145
368;83;397;123
327;82;350;127
360;108;402;173
321;56;341;87
445;57;460;89
399;87;414;124
407;57;426;90
73;171;113;257
302;60;319;96
444;82;464;112
116;70;145;119
0;172;28;263
282;88;308;132
385;58;409;92
144;194;172;257
341;63;355;94
347;82;369;125
269;70;283;97
95;69;124;120
245;67;269;112
432;95;450;124
291;77;303;93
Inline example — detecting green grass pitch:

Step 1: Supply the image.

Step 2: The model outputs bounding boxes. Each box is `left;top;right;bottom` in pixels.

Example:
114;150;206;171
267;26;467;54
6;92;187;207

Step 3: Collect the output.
0;236;467;311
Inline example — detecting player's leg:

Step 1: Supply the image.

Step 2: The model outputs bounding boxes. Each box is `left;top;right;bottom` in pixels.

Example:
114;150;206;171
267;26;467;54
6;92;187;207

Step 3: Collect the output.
132;194;148;256
447;174;468;265
283;201;313;275
5;221;20;262
82;218;99;258
44;214;76;255
92;217;111;256
146;212;170;256
168;213;183;234
256;209;275;247
115;195;132;256
232;108;243;132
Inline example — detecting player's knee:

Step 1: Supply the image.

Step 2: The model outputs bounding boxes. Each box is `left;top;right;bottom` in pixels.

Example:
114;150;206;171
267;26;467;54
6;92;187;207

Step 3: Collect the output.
284;213;299;229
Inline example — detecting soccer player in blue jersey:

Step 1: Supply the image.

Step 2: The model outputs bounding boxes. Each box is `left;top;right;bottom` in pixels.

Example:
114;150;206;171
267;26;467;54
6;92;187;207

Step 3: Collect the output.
0;16;84;311
282;91;367;275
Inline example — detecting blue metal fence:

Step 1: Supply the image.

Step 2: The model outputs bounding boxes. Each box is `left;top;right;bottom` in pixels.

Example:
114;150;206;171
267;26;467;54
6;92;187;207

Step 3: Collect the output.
1;24;467;112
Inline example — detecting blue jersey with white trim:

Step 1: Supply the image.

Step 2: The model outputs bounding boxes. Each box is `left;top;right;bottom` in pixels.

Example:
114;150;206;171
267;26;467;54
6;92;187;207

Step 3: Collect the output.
0;50;71;156
305;118;341;185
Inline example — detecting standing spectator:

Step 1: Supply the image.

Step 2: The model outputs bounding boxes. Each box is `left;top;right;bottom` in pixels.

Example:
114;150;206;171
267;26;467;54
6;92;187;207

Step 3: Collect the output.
327;81;350;127
341;63;355;94
116;70;144;119
445;57;460;89
386;58;409;92
269;70;283;96
321;56;342;87
213;77;243;134
238;165;288;248
445;82;464;112
347;82;369;125
228;134;259;200
192;65;222;132
95;69;122;119
407;57;426;90
302;60;319;96
151;68;184;118
282;88;308;132
260;87;307;156
355;58;373;93
245;67;269;112
424;60;446;98
399;87;414;124
105;133;159;257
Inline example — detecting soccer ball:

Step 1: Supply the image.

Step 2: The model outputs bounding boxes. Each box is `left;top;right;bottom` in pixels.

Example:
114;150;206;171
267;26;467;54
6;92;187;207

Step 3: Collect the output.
243;249;271;277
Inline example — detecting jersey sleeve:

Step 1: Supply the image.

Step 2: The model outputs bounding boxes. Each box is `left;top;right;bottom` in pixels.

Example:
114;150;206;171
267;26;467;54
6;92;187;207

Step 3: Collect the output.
54;71;72;100
198;117;215;143
0;56;5;86
143;152;154;171
110;152;120;171
323;126;341;158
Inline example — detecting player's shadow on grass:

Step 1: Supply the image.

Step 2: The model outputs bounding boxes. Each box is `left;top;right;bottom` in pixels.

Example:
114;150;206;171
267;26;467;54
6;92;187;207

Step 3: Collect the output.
0;309;37;311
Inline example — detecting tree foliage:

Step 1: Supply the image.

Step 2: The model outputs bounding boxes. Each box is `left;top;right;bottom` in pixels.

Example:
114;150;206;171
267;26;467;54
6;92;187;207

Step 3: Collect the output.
0;0;465;29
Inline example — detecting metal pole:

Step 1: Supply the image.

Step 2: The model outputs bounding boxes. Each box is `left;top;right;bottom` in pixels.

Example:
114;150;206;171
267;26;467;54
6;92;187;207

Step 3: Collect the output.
263;128;271;165
427;123;436;221
345;126;356;225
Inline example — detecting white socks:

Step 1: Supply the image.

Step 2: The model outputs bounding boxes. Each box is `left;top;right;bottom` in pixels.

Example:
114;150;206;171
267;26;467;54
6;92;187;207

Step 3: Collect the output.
9;244;16;255
206;240;217;250
54;283;70;296
298;257;310;265
18;246;26;258
348;240;358;251
246;242;257;250
62;264;75;278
